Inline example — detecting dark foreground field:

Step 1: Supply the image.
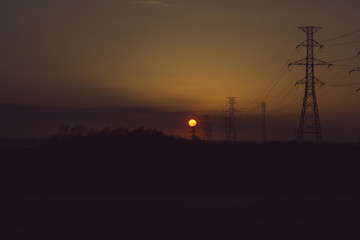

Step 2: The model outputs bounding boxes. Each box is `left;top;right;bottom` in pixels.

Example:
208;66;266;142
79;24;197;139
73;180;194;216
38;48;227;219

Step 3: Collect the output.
1;127;360;239
1;195;360;239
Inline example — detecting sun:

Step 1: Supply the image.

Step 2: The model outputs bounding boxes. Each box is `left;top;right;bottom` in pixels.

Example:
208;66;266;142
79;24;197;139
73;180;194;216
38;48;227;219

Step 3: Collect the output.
188;119;197;127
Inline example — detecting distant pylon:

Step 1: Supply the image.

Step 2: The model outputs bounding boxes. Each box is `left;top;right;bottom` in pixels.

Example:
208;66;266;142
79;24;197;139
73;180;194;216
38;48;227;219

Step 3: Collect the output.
259;102;266;143
225;97;238;143
203;114;212;141
288;26;332;142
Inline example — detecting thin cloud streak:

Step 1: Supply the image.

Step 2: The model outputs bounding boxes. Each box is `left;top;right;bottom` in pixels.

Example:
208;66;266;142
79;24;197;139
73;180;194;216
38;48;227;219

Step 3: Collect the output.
135;1;169;6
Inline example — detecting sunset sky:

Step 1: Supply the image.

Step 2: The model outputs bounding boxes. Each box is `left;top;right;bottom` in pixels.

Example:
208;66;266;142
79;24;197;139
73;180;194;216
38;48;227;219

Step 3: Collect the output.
1;0;360;141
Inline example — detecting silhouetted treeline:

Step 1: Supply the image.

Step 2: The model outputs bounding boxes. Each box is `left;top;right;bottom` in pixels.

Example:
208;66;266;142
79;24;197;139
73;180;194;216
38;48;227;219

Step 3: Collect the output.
0;125;360;196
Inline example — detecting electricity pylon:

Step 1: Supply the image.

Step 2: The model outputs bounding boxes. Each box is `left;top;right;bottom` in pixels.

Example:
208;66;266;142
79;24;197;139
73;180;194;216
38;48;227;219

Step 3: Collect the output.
225;97;238;143
288;26;332;142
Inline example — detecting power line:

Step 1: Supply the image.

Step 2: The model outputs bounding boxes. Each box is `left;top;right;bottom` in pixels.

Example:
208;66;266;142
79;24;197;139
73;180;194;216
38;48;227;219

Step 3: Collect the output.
261;66;289;100
321;28;360;43
329;55;359;63
318;74;349;100
266;68;303;104
326;83;360;87
246;49;297;107
332;64;360;67
269;87;296;105
242;30;300;107
318;54;360;100
327;39;360;47
268;90;302;117
267;69;319;116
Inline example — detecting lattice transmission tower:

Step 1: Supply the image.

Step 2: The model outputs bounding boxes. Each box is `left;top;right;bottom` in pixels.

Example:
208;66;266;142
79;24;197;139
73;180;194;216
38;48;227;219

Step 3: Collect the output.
289;26;332;142
225;97;238;143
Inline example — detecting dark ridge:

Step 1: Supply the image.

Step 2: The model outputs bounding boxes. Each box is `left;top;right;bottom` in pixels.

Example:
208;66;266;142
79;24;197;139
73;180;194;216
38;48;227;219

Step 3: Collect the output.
0;125;359;197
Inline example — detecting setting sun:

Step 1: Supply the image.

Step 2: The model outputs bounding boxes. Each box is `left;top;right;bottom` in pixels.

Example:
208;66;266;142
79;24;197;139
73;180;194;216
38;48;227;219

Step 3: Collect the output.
188;119;197;127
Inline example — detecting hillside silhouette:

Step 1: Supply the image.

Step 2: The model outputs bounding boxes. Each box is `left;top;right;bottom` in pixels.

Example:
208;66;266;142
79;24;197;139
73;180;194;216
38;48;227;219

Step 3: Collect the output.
0;125;360;197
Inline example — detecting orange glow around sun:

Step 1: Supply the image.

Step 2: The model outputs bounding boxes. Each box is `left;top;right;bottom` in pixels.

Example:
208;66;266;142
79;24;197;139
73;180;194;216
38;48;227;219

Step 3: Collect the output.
188;119;197;127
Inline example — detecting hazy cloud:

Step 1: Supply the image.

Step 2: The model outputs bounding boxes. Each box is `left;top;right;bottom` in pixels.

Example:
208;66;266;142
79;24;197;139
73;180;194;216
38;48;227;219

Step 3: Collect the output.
135;1;169;6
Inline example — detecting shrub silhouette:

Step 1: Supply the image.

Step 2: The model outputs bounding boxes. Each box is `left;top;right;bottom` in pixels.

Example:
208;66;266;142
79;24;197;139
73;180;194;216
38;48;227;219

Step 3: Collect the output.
0;125;359;196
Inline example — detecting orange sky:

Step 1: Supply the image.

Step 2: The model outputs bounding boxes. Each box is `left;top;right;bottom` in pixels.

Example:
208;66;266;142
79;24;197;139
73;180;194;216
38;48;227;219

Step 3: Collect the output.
1;0;360;141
